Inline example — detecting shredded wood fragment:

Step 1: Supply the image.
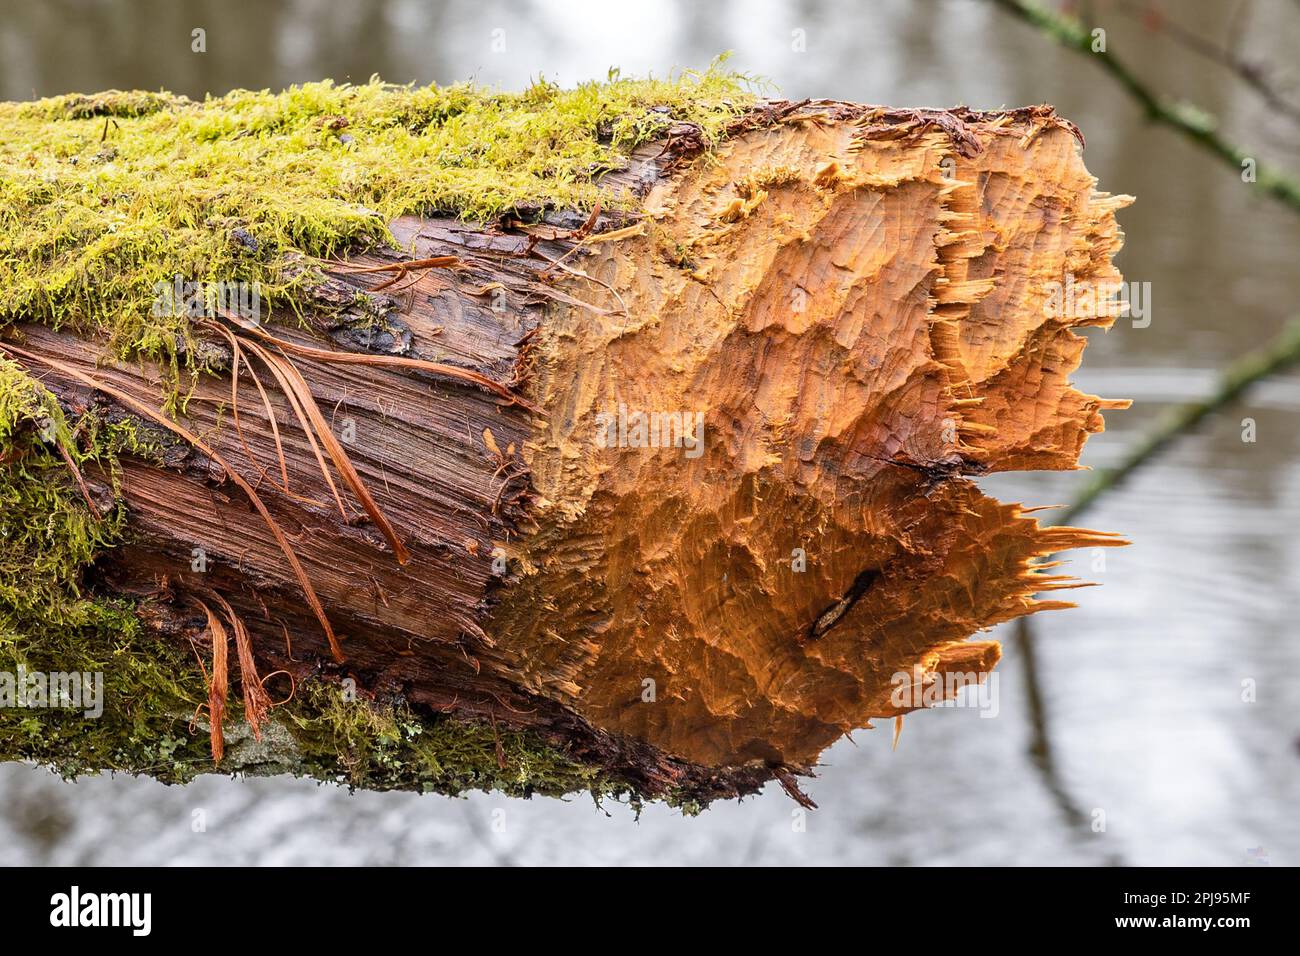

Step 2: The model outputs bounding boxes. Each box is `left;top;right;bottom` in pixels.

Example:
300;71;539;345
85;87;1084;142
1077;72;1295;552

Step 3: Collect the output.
195;600;230;763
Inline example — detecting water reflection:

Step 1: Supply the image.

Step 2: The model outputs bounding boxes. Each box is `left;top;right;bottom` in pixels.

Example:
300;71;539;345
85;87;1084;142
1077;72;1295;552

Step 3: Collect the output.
0;0;1297;865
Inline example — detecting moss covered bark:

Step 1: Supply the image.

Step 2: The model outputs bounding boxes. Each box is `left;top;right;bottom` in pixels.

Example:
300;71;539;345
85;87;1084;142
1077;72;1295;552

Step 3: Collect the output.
0;67;751;365
0;67;754;805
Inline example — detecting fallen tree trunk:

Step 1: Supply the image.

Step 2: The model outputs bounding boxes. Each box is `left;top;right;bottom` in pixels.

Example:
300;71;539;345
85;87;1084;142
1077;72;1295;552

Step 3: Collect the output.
0;81;1130;806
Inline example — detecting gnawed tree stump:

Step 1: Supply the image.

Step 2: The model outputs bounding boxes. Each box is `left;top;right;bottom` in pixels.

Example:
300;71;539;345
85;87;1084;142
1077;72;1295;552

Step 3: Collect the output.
0;82;1130;805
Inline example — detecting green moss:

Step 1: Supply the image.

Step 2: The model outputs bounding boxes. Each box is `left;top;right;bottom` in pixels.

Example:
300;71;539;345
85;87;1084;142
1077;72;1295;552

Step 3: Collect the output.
0;357;124;629
0;64;754;367
0;356;209;780
21;90;190;121
283;680;625;800
2;618;626;799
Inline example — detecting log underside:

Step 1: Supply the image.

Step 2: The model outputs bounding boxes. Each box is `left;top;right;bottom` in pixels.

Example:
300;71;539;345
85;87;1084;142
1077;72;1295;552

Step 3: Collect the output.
3;101;1131;802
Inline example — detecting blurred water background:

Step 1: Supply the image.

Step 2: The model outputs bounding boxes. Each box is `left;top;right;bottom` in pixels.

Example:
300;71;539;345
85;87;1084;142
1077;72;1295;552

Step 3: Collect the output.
1;0;1297;865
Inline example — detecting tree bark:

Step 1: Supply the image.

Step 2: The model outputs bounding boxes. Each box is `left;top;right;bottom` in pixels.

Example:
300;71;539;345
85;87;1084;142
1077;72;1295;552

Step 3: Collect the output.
2;101;1131;802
